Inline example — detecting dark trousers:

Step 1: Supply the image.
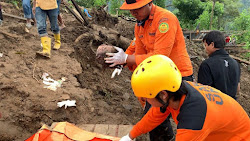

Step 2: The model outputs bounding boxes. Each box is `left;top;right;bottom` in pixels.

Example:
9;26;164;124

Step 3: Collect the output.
144;102;174;141
144;74;194;141
0;5;3;20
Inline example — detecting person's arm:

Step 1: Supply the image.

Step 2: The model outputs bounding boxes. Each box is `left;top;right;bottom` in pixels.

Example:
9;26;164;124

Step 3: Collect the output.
125;38;136;55
129;107;170;139
32;0;36;14
236;62;241;96
133;17;177;65
198;62;213;86
125;38;137;67
237;83;240;95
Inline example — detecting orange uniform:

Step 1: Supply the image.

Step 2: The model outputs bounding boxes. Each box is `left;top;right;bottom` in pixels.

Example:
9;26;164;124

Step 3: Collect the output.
125;4;193;77
130;81;250;140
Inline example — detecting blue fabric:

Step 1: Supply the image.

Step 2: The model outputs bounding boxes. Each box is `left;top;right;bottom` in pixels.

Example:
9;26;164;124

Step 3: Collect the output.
22;0;34;19
57;0;61;14
83;8;92;18
35;7;59;36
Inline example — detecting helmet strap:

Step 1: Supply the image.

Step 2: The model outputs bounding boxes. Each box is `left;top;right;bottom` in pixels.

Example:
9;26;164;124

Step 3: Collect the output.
155;92;172;113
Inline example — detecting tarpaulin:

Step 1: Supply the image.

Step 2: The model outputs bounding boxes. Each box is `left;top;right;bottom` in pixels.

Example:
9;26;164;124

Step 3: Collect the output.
26;122;120;141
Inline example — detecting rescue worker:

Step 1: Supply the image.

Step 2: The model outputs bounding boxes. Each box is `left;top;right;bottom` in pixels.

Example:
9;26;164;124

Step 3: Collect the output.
105;0;193;140
33;0;61;58
198;31;240;99
120;55;250;141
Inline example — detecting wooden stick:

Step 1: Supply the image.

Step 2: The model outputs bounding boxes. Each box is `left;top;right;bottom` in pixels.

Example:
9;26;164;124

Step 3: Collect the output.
32;63;39;83
3;13;34;23
64;5;84;24
70;0;89;26
0;30;19;38
230;55;250;65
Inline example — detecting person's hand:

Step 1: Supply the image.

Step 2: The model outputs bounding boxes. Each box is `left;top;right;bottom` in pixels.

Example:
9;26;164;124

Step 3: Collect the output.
111;65;123;78
105;47;128;67
32;6;36;15
120;134;133;141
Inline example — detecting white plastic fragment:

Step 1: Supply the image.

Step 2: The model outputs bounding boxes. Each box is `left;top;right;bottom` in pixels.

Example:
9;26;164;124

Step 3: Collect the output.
42;73;66;91
57;100;76;109
0;53;3;57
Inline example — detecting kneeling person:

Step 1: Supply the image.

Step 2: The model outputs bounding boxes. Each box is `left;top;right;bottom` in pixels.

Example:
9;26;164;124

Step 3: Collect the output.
120;55;250;141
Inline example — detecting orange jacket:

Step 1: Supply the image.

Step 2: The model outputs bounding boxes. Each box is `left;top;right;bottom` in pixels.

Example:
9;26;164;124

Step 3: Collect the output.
130;81;250;140
125;4;193;77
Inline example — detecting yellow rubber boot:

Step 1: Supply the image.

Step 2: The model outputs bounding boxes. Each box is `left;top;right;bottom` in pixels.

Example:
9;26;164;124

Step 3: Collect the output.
53;33;61;50
36;36;51;58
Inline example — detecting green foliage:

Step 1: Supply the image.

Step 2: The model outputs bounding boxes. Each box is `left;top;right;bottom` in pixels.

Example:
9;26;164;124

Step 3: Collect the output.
173;0;205;23
93;0;107;7
10;0;20;9
232;9;250;31
230;9;250;49
153;0;166;8
109;0;130;16
75;0;108;8
172;0;206;29
195;1;224;30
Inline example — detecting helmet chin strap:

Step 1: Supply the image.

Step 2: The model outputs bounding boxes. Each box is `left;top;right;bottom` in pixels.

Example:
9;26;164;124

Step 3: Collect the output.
155;92;172;113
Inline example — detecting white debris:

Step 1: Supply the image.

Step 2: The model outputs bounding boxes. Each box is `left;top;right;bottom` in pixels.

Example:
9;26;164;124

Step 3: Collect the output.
0;53;3;57
42;73;66;91
57;100;76;109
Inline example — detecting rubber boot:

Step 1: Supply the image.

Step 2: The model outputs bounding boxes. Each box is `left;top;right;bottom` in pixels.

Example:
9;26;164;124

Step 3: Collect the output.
36;36;51;58
53;33;61;50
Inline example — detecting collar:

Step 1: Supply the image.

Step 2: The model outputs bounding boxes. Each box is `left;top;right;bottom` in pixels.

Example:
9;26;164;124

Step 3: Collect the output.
137;15;149;27
209;49;228;57
136;4;156;27
149;4;156;20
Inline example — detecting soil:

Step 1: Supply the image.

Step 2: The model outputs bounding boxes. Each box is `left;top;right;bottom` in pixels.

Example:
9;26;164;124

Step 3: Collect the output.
0;2;249;141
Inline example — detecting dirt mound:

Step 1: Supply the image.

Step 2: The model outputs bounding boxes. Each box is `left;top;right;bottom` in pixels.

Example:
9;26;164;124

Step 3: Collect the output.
0;3;249;141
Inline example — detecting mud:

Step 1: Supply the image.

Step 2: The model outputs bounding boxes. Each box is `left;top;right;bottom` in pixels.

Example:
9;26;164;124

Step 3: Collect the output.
0;2;249;141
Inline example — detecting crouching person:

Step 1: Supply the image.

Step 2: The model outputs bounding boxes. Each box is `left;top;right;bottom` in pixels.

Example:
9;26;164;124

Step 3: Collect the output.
120;55;250;141
33;0;61;58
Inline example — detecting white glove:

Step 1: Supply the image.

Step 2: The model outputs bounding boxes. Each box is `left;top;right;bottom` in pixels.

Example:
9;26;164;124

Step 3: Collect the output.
120;134;133;141
105;47;128;67
111;65;123;78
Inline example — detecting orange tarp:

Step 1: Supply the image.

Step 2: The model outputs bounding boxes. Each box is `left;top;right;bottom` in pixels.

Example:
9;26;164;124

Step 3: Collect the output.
26;122;120;141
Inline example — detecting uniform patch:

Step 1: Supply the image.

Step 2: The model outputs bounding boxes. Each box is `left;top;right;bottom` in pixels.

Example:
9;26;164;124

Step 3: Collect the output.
158;22;169;33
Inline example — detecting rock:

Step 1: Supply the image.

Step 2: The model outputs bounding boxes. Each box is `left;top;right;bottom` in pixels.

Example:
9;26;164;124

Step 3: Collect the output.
96;44;117;68
123;93;130;100
122;104;133;111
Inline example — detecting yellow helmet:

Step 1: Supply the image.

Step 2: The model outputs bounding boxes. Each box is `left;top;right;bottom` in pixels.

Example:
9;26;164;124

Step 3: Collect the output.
131;55;182;98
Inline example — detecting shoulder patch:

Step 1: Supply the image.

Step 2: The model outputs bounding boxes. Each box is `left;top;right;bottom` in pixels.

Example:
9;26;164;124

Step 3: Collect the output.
158;22;169;33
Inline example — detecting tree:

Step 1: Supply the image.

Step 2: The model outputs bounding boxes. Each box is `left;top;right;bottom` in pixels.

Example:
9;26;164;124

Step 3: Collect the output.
209;0;216;29
153;0;166;8
173;0;205;28
195;1;224;30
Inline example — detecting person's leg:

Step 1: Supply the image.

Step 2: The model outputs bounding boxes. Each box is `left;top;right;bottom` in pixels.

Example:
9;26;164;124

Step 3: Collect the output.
35;8;51;58
58;14;65;29
0;4;3;25
35;7;48;36
22;0;33;28
56;0;65;29
144;101;174;141
48;8;61;50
